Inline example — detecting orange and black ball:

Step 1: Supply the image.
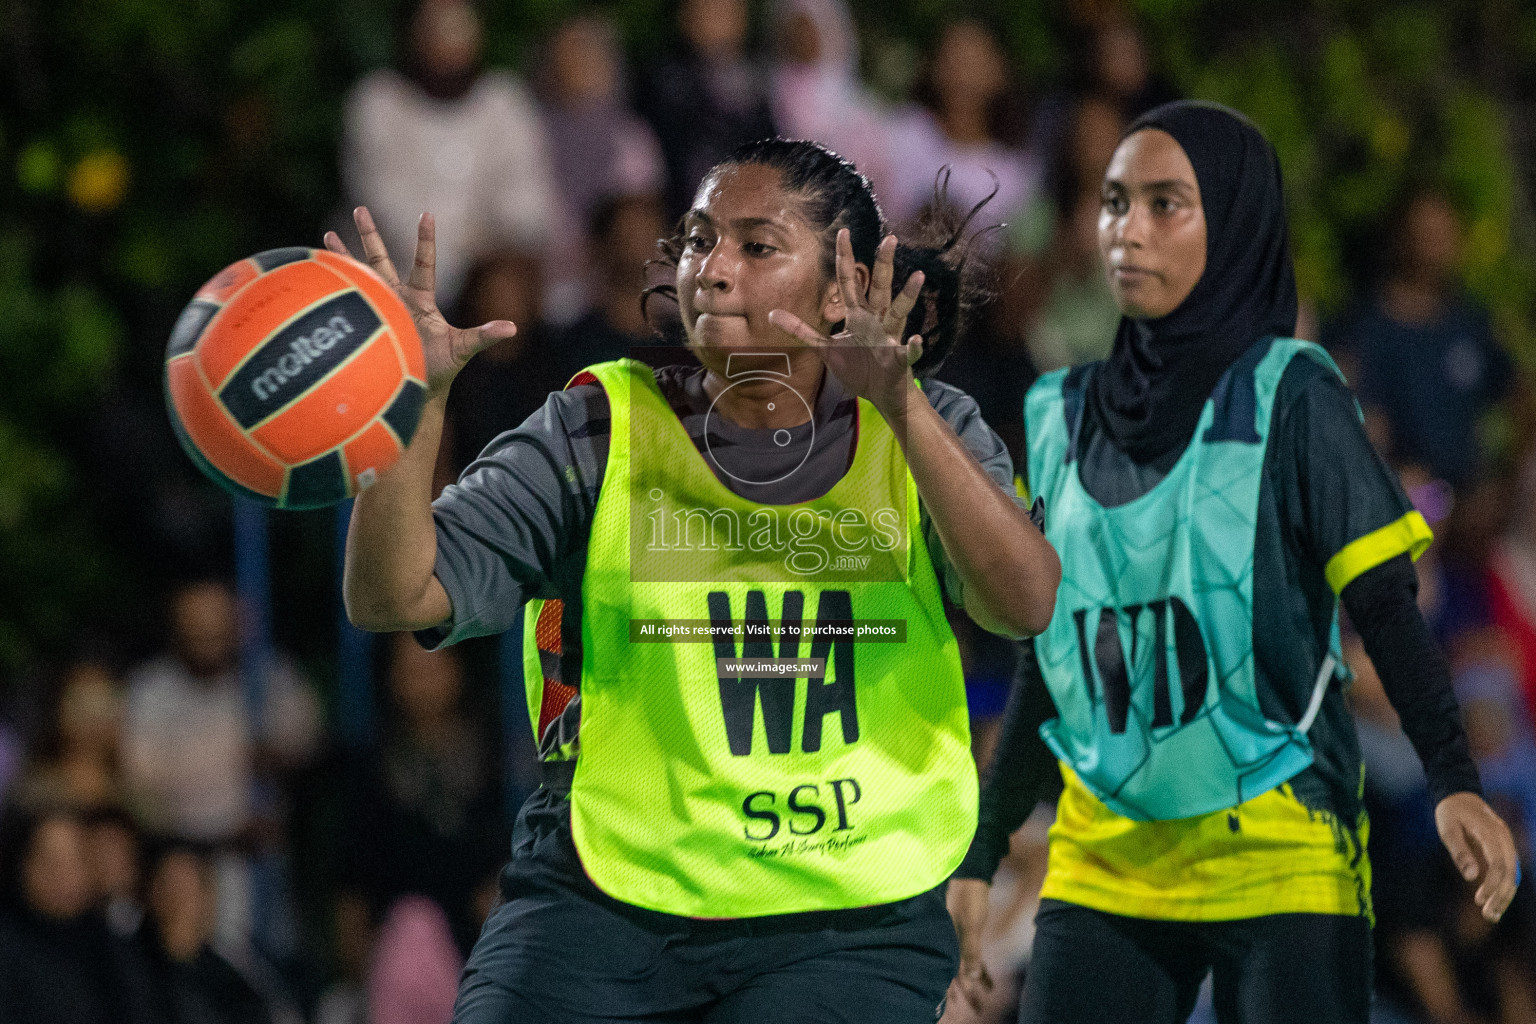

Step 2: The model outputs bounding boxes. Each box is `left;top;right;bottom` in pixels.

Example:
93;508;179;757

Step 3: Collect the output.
165;247;426;508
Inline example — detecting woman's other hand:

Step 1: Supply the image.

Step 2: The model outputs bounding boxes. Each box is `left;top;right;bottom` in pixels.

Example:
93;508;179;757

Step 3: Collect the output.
768;229;925;420
324;207;516;397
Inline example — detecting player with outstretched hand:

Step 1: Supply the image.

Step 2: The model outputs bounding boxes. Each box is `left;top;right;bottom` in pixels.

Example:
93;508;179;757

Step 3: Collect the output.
947;101;1519;1024
328;138;1060;1023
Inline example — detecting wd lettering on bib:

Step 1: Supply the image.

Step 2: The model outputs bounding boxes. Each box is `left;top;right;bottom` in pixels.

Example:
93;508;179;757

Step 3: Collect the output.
220;291;380;427
1027;339;1354;820
1071;597;1211;734
708;589;857;755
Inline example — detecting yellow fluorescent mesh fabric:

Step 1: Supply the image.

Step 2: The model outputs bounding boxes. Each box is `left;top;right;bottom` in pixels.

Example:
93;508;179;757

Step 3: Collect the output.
556;359;976;917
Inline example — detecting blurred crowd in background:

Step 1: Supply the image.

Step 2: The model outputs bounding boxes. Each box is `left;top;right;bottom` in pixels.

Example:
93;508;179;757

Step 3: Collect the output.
2;0;1536;1022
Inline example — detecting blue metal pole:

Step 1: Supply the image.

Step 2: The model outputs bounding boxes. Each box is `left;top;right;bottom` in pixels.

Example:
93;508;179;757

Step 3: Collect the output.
233;498;271;735
335;499;375;748
232;498;280;953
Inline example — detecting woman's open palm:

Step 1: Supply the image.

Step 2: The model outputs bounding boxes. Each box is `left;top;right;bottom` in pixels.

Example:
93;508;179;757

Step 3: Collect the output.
768;229;925;417
323;206;515;396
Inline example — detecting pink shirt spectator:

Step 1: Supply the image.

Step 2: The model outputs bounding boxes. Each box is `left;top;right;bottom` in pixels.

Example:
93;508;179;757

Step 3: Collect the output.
769;0;892;199
882;105;1040;234
369;896;464;1024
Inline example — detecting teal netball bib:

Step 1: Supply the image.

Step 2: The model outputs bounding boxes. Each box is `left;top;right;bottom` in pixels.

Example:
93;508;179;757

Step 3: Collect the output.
1026;338;1346;821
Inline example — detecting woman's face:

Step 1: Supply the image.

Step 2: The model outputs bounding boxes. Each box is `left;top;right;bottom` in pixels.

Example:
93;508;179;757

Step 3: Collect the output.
1098;128;1207;319
58;664;121;755
680;0;747;57
781;11;822;66
550;18;618;105
23;817;94;921
677;163;851;377
931;22;1007;115
411;0;482;80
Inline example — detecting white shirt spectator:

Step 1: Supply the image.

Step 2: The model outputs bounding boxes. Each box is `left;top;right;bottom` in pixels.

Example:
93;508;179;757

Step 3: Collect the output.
122;653;319;843
342;68;556;306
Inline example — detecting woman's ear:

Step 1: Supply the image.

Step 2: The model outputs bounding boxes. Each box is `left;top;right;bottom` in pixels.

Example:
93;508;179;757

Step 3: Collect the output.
820;263;871;328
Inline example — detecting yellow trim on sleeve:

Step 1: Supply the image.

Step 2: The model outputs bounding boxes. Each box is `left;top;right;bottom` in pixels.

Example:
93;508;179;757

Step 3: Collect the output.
1015;474;1031;504
1324;510;1434;595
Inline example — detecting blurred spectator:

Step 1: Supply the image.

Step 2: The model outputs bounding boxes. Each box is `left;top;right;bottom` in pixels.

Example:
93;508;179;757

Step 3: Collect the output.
341;0;557;307
1043;94;1126;228
367;895;463;1024
1324;189;1513;488
337;635;507;958
560;193;670;366
637;0;777;220
884;20;1040;233
1456;663;1536;865
84;805;145;939
1395;465;1492;650
142;841;301;1024
121;578;319;950
1485;456;1536;736
0;805;156;1024
768;0;892;197
121;578;319;845
443;248;571;478
1022;179;1119;374
1083;15;1179;122
313;894;372;1024
1349;464;1536;1024
13;660;125;812
1010;95;1125;372
932;91;1116;460
537;14;665;232
536;13;666;322
1388;880;1536;1024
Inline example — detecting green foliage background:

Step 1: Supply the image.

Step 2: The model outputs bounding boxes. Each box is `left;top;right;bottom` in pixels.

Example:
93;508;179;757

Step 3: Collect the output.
1;0;1532;675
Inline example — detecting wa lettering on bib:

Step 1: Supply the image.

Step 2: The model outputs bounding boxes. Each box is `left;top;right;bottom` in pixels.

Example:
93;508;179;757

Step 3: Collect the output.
525;360;976;917
1026;338;1348;821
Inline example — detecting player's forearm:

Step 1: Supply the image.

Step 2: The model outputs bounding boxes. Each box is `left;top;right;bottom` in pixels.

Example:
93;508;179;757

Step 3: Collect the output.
954;646;1059;881
888;397;1060;637
343;390;453;631
1341;555;1481;802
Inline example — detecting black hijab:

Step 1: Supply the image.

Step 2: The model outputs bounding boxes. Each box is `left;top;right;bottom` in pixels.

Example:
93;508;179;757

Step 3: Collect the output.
1092;100;1298;463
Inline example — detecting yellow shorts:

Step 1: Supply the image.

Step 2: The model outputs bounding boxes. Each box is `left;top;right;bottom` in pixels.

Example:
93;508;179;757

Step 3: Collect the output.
1040;764;1373;922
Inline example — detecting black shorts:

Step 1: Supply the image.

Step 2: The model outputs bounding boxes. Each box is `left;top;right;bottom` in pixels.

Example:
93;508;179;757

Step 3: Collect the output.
1020;899;1373;1024
452;870;958;1024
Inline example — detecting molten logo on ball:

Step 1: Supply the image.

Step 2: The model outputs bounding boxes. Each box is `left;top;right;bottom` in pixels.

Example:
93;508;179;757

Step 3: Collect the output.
221;292;381;427
250;315;358;402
